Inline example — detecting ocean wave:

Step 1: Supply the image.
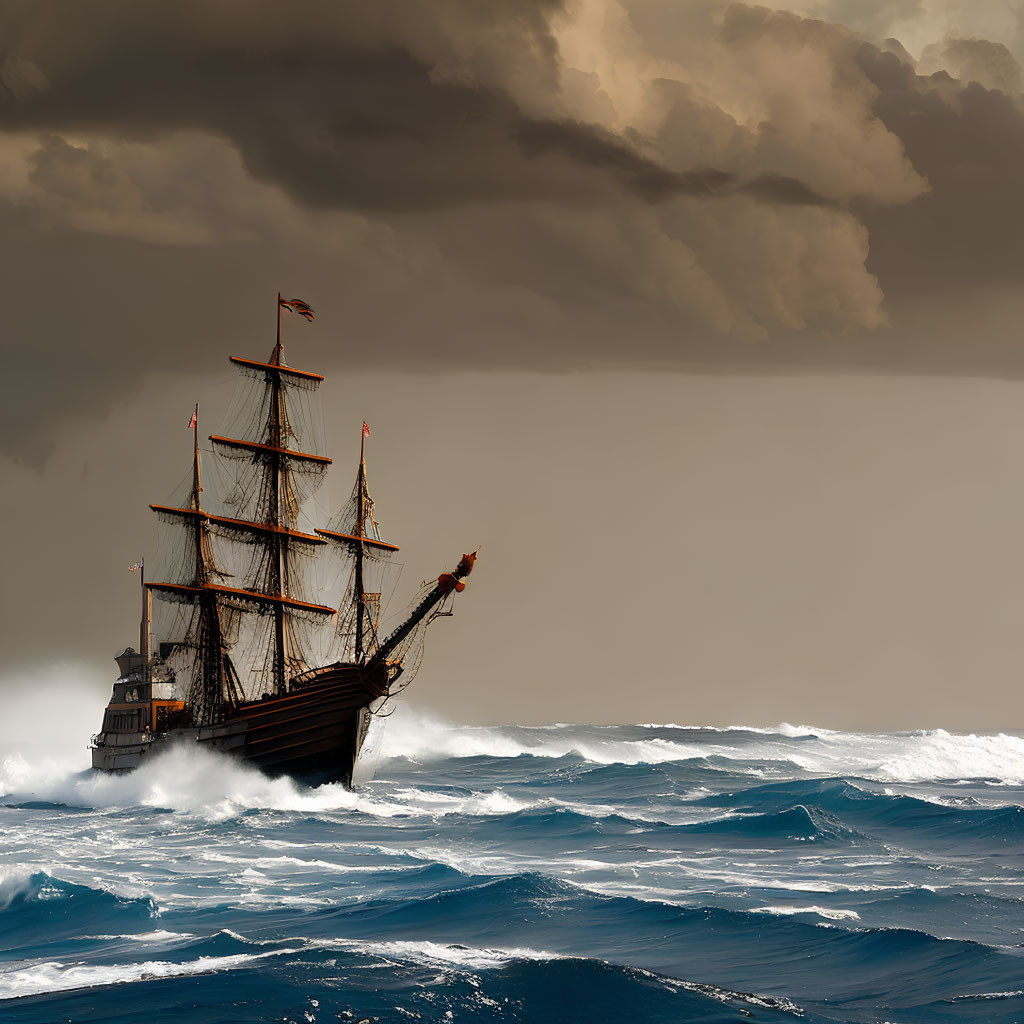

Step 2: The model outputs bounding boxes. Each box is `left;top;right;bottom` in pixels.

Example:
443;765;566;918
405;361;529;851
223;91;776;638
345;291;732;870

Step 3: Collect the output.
0;870;156;920
0;871;158;956
953;989;1024;1001
0;945;302;1000
674;804;863;844
315;940;811;1020
751;904;862;921
696;777;1024;848
376;710;1024;785
290;867;1024;1012
377;710;803;767
0;936;813;1023
326;936;566;969
4;712;1024;1022
5;866;1019;1014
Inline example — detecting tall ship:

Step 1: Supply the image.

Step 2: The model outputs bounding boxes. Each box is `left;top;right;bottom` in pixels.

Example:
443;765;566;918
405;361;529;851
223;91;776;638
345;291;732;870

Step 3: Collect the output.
91;296;477;788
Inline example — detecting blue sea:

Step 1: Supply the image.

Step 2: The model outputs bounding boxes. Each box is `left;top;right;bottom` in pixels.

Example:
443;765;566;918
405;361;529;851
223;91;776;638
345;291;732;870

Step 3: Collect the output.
2;712;1024;1023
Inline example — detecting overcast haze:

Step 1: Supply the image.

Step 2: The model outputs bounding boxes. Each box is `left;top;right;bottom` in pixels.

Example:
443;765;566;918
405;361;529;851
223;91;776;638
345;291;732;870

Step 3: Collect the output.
2;0;1024;729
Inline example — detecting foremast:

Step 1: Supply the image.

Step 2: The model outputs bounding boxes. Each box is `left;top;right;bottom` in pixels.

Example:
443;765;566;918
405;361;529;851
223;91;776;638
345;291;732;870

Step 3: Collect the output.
316;423;400;664
315;427;477;683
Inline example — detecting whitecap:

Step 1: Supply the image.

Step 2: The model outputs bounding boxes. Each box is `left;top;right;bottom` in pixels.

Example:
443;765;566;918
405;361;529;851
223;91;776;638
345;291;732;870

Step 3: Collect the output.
0;947;302;1000
751;905;861;921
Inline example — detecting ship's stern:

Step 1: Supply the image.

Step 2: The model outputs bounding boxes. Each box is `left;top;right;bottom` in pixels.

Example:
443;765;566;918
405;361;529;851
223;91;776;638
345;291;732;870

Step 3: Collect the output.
91;647;187;772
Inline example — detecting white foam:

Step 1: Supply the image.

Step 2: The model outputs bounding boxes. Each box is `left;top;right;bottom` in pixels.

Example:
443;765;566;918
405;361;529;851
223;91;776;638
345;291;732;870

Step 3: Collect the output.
321;938;564;970
380;708;1024;786
751;904;861;921
0;752;84;800
86;931;195;944
379;709;721;766
726;723;829;739
872;730;1024;785
3;742;579;822
955;989;1024;1001
0;947;301;999
386;786;530;816
0;744;441;821
0;866;45;911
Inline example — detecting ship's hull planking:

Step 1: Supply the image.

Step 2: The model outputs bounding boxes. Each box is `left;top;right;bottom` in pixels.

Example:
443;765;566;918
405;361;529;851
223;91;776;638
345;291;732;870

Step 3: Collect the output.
91;667;390;788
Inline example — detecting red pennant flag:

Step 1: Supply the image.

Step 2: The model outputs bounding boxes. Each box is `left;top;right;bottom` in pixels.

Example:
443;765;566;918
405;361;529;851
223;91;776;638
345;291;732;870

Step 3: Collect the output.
362;421;371;438
187;410;196;429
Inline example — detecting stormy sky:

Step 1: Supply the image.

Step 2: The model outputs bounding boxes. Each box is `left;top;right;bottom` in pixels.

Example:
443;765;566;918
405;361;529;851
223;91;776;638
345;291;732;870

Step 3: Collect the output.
2;0;1024;729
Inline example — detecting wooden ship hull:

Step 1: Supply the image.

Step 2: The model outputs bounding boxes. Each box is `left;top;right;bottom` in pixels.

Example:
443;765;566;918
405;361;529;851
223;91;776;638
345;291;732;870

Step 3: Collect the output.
91;295;475;789
91;664;394;787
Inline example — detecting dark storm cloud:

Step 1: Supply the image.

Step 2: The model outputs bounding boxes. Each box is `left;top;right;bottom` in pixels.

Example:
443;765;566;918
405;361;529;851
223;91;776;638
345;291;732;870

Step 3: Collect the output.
1;0;1023;463
922;35;1022;95
516;119;835;205
693;4;1024;287
854;43;1024;290
0;1;833;214
736;172;834;207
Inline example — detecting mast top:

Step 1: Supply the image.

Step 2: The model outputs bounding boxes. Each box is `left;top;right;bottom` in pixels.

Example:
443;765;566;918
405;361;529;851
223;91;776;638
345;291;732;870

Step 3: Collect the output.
274;294;316;367
189;402;201;511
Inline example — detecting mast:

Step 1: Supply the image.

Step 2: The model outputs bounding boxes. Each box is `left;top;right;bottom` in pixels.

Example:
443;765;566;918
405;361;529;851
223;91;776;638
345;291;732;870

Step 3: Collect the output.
199;295;329;698
189;402;202;563
145;405;244;723
355;430;366;662
189;405;232;720
316;423;399;663
268;306;289;694
143;296;330;718
139;560;151;682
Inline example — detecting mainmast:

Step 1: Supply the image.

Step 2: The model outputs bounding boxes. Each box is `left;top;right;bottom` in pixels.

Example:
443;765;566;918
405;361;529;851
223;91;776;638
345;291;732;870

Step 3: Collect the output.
189;403;203;569
146;297;331;714
203;295;332;696
267;294;290;693
355;430;367;662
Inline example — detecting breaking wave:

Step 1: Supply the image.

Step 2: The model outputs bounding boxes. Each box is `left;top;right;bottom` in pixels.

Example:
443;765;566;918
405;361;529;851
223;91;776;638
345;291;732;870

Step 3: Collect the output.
379;709;1024;785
